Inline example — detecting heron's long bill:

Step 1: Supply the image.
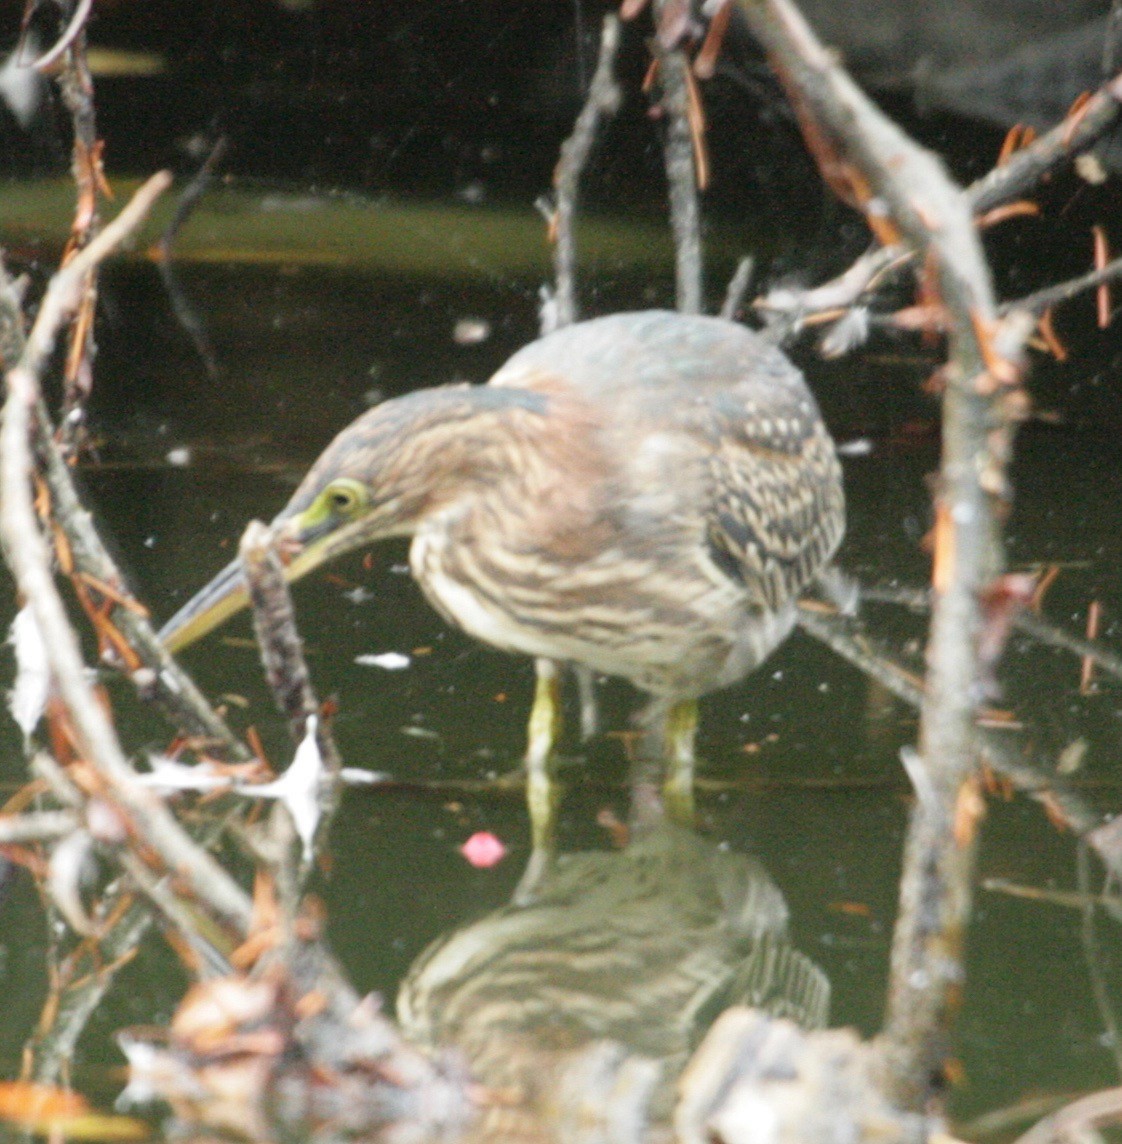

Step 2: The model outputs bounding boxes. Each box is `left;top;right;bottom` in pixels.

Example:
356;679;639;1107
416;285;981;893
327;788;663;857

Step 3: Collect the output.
159;521;353;654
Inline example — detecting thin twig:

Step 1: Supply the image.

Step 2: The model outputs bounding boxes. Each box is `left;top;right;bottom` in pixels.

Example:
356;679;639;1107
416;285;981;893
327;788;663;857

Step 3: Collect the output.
0;810;78;843
720;255;755;320
970;73;1122;217
1000;255;1122;318
53;12;102;451
156;136;228;378
982;877;1122;911
798;605;1120;874
23;173;172;379
29;0;93;72
862;584;1122;684
756;245;908;331
0;230;247;758
797;607;924;708
759;68;1122;335
35;418;249;753
550;15;622;330
1077;840;1122;1077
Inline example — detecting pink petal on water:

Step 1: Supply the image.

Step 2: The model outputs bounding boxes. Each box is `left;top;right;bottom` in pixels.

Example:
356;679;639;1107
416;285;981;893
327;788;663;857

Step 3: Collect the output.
460;831;506;868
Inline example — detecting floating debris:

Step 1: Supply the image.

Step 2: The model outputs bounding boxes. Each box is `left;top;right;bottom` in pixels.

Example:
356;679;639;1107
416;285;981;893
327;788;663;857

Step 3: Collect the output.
452;317;492;345
355;651;411;670
460;831;507;868
8;605;49;740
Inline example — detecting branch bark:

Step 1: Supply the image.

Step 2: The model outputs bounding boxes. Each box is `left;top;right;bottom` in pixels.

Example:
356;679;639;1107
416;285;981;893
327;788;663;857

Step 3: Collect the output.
549;14;622;330
736;0;1028;1114
653;5;704;313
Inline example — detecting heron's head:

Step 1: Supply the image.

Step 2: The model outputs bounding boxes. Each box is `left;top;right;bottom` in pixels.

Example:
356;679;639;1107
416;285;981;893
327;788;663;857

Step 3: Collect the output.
159;384;549;653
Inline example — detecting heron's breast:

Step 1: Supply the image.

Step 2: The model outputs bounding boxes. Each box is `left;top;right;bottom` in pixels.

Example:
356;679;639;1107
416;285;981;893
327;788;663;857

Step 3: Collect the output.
409;524;559;659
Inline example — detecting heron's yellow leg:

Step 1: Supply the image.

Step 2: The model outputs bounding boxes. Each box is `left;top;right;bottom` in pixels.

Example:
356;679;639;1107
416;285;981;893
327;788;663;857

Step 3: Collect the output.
525;658;563;852
512;658;564;904
662;698;698;826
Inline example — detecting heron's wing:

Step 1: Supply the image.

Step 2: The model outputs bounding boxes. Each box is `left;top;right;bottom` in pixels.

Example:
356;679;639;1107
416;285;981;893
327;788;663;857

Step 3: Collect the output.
489;312;845;604
701;378;845;610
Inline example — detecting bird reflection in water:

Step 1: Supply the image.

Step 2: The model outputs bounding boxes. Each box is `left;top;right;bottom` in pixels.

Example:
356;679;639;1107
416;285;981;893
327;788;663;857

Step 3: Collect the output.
398;807;829;1143
116;804;828;1142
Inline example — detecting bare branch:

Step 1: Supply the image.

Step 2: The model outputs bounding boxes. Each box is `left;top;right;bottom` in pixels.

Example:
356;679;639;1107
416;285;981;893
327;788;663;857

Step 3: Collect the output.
0;175;252;941
735;0;1027;1112
0;810;78;843
653;7;704;314
0;211;246;758
969;75;1122;216
29;0;93;72
862;583;1122;684
760;70;1122;336
1013;1086;1122;1144
550;15;622;330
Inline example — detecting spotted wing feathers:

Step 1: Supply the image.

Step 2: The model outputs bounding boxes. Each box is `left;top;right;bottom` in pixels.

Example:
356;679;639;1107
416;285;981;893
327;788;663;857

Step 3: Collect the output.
704;388;844;611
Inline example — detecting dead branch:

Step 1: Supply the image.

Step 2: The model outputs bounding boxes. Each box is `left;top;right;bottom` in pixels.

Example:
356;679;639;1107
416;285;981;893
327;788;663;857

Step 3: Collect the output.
969;74;1122;216
757;244;909;331
28;0;93;72
0;175;253;941
735;0;1028;1114
25;897;152;1084
22;173;171;379
51;4;102;451
0;229;247;759
35;417;249;755
0;809;78;843
238;520;343;885
240;522;320;743
796;606;924;708
549;15;622;330
760;68;1122;336
653;15;705;314
797;605;1118;869
720;255;755;320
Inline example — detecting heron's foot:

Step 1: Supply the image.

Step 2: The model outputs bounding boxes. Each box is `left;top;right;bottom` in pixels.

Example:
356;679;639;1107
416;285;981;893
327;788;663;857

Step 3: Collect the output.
662;698;698;828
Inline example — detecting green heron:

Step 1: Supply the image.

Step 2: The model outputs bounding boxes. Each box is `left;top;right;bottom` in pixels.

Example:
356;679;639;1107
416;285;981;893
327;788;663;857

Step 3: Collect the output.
160;311;844;853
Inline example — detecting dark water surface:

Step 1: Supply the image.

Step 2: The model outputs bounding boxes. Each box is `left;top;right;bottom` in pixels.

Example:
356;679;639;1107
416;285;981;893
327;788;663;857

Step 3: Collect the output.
0;198;1120;1134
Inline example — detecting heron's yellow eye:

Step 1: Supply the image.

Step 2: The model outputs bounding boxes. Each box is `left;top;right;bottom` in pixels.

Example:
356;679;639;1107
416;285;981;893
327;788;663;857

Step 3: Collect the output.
321;479;367;517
